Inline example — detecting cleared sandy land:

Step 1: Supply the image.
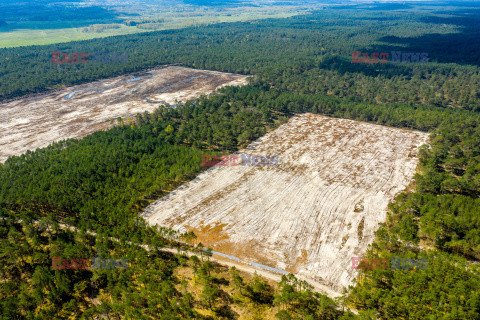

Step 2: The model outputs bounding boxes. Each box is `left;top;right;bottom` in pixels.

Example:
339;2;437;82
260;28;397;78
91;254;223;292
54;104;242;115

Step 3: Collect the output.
143;113;429;293
0;66;248;163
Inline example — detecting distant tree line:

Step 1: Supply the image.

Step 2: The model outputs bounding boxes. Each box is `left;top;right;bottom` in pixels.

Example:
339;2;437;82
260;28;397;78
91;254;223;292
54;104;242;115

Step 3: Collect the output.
1;8;480;111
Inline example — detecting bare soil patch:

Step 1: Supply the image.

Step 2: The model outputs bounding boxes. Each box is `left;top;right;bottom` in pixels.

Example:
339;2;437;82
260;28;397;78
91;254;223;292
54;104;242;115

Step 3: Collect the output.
0;66;248;163
143;113;429;293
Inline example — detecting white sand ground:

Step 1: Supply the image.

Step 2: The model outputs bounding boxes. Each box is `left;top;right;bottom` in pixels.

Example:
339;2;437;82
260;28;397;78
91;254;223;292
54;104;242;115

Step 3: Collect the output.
143;113;429;293
0;66;248;163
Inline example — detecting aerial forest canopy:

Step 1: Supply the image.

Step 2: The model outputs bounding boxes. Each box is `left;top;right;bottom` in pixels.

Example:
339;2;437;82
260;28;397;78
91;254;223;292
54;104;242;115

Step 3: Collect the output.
1;2;480;319
1;6;480;110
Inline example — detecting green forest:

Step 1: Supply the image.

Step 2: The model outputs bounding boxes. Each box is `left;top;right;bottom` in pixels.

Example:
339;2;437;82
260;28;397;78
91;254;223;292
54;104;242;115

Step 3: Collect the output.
1;2;480;319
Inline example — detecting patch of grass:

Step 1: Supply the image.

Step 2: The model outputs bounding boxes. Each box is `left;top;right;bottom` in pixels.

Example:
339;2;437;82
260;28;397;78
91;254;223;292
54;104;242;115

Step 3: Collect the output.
0;5;312;48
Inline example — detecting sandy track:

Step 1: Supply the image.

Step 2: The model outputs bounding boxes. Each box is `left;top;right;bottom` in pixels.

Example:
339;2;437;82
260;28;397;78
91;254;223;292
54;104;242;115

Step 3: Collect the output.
46;219;342;299
142;113;429;293
0;66;248;163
